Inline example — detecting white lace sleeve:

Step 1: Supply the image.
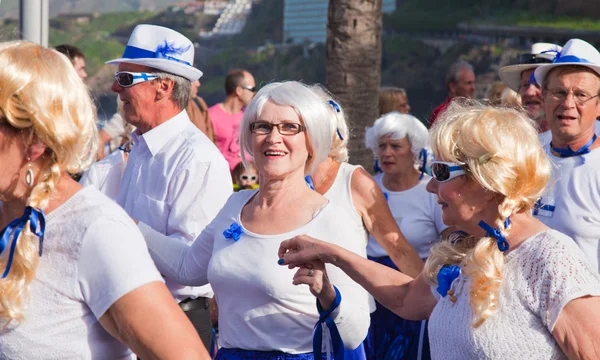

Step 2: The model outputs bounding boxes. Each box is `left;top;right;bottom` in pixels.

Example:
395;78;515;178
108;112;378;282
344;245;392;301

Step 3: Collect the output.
526;231;600;332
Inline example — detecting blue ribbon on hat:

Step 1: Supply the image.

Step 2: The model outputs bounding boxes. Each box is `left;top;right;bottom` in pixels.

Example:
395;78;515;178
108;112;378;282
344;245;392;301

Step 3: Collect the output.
478;217;511;252
0;206;46;278
314;285;345;360
533;199;556;216
551;134;596;158
122;40;192;66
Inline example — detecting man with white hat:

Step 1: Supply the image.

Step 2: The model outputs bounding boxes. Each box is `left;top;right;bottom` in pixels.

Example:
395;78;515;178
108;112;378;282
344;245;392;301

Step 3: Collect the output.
532;38;600;273
499;43;560;135
107;24;232;350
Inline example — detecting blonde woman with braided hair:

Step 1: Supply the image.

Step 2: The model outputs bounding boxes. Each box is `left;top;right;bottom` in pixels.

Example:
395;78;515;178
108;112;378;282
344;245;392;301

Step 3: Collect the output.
278;100;600;359
0;41;208;359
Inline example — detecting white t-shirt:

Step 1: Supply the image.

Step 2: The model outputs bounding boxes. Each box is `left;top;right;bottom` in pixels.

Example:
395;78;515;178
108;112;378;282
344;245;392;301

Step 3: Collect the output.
368;173;447;259
428;230;600;359
0;186;163;359
80;149;127;200
145;190;371;353
534;145;600;272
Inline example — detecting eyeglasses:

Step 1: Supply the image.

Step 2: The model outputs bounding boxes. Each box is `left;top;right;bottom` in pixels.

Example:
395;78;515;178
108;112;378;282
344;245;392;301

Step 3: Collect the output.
240;174;257;181
249;122;305;135
431;161;466;183
546;88;600;105
240;85;256;93
115;71;158;87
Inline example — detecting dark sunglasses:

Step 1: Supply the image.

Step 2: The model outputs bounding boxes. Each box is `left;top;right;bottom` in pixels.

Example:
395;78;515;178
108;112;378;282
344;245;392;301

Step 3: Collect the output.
115;71;158;87
240;85;257;93
240;174;257;181
517;54;553;65
431;161;466;183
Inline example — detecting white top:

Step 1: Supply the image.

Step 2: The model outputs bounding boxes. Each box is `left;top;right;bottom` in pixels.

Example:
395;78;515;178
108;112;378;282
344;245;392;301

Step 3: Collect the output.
534;145;600;272
80;149;127;200
368;173;447;259
117;110;233;300
428;230;600;360
144;190;371;353
322;162;368;247
0;187;163;359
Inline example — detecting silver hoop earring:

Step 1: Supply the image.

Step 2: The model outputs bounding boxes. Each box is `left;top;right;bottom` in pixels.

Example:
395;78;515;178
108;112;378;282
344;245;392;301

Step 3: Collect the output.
26;164;34;187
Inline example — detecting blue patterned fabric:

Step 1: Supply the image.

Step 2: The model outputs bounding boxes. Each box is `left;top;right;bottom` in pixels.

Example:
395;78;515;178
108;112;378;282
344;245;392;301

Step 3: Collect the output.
215;348;326;360
364;256;431;360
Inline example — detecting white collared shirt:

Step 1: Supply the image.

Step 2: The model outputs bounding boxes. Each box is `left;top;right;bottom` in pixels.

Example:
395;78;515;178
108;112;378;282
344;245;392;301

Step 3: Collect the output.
117;110;233;300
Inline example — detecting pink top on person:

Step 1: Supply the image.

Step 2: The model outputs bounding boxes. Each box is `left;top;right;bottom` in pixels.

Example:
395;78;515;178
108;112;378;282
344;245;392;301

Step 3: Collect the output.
208;103;244;170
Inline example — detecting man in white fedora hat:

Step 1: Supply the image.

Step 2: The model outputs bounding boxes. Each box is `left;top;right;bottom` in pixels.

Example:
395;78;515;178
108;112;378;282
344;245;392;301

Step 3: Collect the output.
499;43;560;136
107;24;232;350
532;38;600;274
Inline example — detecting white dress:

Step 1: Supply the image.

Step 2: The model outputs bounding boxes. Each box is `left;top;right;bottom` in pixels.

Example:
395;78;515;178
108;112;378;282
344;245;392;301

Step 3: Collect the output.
428;230;600;359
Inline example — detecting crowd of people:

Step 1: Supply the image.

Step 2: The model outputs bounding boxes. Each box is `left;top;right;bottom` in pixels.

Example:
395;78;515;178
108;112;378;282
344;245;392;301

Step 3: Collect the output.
0;21;600;360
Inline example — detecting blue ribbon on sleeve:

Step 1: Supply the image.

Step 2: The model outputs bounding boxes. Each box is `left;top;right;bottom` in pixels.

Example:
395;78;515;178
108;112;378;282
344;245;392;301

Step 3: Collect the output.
314;285;344;360
436;264;461;297
0;206;46;278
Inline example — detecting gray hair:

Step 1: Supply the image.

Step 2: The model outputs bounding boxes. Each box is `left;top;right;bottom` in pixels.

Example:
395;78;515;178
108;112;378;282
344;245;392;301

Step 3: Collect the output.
445;60;474;87
153;71;191;109
239;81;333;175
365;112;430;167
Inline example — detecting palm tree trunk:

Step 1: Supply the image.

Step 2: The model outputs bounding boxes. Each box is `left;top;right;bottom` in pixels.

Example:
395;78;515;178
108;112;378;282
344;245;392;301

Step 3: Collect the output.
326;0;382;172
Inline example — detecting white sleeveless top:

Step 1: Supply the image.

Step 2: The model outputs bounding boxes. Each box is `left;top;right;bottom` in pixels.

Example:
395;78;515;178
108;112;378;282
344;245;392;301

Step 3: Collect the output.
322;162;367;245
0;187;162;359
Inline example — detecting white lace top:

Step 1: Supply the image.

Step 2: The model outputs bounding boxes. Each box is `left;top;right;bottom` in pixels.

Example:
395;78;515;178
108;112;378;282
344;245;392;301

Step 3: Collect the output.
428;230;600;359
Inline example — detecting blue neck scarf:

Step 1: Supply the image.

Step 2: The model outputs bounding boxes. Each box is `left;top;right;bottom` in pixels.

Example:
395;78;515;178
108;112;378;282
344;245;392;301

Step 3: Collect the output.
0;206;46;278
478;217;511;252
551;134;596;158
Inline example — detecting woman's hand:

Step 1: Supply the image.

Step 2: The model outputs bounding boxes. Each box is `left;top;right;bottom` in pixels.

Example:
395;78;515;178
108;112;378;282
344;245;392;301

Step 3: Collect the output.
292;262;337;310
278;234;336;267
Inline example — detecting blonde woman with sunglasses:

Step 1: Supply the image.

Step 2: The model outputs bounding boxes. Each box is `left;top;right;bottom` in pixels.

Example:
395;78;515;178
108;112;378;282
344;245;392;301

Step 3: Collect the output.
278;101;600;359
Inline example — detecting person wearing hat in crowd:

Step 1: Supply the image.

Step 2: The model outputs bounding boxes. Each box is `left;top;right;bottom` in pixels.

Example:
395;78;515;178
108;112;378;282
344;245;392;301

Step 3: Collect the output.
429;60;476;127
106;24;233;350
208;68;257;171
533;38;600;273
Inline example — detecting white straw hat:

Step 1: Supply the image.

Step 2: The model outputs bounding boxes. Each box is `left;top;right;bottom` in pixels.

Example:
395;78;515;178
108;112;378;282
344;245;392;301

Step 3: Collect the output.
534;39;600;87
499;43;561;92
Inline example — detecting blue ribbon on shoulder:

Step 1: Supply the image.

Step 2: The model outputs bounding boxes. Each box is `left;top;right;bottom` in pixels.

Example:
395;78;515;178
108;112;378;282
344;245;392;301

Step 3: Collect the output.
551;134;596;158
436;264;461;297
0;206;46;278
314;285;344;360
478;217;511;252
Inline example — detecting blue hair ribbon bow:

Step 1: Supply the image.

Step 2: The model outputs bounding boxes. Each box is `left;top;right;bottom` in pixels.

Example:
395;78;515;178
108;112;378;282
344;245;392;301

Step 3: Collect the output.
223;222;243;242
478;217;511;252
436;264;461;298
418;148;428;180
0;206;46;278
551;134;596;159
314;286;345;360
326;100;345;141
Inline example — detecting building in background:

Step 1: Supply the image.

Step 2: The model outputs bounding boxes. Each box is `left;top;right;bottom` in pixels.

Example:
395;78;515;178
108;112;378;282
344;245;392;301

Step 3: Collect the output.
283;0;396;44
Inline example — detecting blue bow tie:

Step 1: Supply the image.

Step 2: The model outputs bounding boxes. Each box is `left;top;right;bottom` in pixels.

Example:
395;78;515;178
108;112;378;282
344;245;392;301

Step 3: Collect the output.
551;134;596;158
478;217;511;252
0;206;46;278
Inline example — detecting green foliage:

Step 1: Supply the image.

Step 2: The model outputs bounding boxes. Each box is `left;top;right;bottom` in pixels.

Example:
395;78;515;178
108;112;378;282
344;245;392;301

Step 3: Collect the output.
480;10;600;31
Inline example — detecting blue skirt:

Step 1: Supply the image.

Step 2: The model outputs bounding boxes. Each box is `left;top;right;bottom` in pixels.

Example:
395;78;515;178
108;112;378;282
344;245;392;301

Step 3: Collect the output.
364;256;431;360
216;344;366;360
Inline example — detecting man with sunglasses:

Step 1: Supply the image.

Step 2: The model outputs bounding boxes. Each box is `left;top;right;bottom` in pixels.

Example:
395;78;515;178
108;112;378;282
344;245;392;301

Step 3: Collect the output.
532;39;600;273
106;24;233;351
208;68;256;170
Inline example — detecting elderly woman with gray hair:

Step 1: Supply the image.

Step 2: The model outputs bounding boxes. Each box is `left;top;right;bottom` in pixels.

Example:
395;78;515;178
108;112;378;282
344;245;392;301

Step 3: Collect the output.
142;81;371;360
362;112;451;360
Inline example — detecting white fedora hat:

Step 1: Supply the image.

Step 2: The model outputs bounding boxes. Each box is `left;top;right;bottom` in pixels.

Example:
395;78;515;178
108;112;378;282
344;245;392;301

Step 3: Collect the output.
106;24;202;82
499;43;561;92
534;39;600;87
